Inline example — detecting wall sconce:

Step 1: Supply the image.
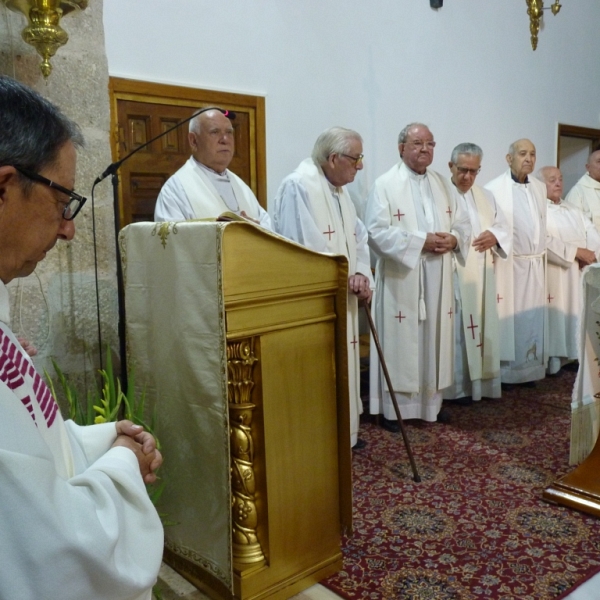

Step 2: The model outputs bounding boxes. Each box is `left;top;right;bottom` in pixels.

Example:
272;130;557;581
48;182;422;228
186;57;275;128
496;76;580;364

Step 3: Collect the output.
2;0;88;78
526;0;561;50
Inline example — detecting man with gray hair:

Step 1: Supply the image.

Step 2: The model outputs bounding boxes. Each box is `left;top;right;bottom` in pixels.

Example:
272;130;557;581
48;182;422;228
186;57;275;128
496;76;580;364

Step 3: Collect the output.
443;143;510;405
540;165;600;374
273;126;373;448
485;139;548;387
0;76;163;599
364;123;470;428
155;107;271;228
565;147;600;231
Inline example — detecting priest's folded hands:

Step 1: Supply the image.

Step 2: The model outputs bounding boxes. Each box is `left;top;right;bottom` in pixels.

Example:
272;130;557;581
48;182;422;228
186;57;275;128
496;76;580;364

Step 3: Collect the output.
427;231;457;254
113;419;163;484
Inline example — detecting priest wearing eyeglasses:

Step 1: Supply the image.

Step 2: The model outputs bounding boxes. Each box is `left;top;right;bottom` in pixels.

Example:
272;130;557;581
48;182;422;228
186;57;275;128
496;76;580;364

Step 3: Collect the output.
273;126;373;449
442;143;510;405
364;123;471;428
0;76;163;600
484;139;548;387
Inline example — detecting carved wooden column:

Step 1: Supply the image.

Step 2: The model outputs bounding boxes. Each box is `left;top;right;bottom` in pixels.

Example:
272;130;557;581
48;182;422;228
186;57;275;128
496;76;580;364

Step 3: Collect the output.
227;338;265;567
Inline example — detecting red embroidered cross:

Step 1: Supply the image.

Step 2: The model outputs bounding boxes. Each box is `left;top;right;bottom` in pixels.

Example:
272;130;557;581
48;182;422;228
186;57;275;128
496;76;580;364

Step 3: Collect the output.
467;314;479;339
446;207;453;218
350;336;358;349
448;307;453;319
547;294;554;303
477;333;484;357
395;312;406;323
323;225;335;240
394;210;405;221
497;293;503;304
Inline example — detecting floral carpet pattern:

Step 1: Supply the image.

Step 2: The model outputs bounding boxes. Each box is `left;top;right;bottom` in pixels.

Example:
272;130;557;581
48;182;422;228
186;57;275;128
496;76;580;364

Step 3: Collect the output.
323;370;600;599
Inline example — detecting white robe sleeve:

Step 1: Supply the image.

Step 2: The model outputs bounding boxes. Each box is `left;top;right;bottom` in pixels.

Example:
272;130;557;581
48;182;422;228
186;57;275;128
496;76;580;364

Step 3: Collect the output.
0;384;163;600
364;185;426;270
257;205;273;230
449;190;471;266
355;217;374;287
485;190;511;260
546;233;578;269
564;185;588;219
154;174;194;221
273;176;328;252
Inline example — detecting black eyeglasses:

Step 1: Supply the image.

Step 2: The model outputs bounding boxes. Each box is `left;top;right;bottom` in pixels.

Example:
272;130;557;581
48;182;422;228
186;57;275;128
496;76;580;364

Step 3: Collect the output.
14;166;87;220
340;153;364;166
455;166;481;176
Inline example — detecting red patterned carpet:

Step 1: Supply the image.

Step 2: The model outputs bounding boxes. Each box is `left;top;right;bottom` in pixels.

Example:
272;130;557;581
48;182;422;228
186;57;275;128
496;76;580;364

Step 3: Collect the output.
323;369;600;599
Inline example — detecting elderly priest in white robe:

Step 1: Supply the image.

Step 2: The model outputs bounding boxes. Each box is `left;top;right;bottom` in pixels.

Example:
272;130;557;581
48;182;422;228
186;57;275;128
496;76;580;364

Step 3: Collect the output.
365;123;471;429
273;127;373;448
0;76;163;600
155;107;271;228
485;139;548;386
540;166;600;374
443;143;510;405
565;147;600;231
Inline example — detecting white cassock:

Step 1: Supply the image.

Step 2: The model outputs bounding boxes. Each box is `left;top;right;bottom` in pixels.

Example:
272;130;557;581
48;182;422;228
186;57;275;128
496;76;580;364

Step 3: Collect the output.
0;283;163;600
273;158;374;446
155;156;272;229
485;170;548;383
443;184;511;401
546;199;600;373
365;162;471;422
565;173;600;231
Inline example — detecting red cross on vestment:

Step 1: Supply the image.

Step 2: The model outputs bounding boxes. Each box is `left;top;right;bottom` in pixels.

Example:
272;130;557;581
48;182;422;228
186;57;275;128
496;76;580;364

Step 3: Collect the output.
467;314;478;339
395;312;406;323
497;293;503;304
477;333;484;358
394;209;405;221
350;336;358;349
547;294;554;303
446;207;452;218
448;307;453;319
323;225;335;241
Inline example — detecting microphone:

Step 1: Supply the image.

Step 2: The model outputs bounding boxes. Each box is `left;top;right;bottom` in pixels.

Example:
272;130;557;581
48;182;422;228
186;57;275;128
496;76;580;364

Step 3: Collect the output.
94;106;236;184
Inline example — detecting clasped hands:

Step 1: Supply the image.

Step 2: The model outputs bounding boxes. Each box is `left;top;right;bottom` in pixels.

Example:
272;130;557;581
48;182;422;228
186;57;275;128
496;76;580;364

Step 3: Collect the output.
112;420;163;484
424;232;457;254
576;247;597;270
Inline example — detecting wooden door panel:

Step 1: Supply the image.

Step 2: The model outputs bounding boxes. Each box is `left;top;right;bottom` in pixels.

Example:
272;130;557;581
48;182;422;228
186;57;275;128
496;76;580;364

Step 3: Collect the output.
110;79;266;229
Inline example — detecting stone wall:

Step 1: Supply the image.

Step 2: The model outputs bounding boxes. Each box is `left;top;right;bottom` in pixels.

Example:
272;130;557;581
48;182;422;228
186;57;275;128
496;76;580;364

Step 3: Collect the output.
0;1;118;408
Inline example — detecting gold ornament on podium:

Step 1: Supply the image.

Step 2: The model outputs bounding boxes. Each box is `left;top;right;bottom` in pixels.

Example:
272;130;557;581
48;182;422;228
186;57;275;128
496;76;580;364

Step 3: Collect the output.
2;0;88;78
227;338;266;567
526;0;561;51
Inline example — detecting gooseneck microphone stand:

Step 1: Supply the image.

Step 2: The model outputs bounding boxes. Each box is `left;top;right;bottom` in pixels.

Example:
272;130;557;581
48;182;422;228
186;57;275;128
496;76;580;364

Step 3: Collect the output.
93;106;233;393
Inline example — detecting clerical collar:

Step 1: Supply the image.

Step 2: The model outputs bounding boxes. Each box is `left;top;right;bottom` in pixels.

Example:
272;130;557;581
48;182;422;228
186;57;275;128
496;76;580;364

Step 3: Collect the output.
194;158;228;178
451;180;469;196
510;171;529;185
406;165;427;181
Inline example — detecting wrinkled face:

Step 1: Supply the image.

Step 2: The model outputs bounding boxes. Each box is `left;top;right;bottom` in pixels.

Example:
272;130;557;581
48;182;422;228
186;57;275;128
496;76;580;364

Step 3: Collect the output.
322;137;364;187
587;150;600;182
542;167;563;203
0;141;77;283
399;125;435;174
506;139;536;182
189;110;234;172
449;153;481;194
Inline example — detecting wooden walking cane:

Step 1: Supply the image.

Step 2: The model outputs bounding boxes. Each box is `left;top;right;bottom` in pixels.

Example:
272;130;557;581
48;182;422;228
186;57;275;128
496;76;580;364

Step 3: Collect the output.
362;301;421;482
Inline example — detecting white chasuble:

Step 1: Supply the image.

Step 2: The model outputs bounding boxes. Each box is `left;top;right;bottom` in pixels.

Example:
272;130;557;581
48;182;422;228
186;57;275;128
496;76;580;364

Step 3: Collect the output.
444;185;509;401
485;170;548;383
366;162;471;421
273;158;372;446
546;200;600;370
565;173;600;231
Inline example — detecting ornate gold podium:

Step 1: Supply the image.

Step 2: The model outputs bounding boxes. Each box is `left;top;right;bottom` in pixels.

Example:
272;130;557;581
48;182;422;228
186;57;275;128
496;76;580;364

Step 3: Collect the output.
120;221;352;600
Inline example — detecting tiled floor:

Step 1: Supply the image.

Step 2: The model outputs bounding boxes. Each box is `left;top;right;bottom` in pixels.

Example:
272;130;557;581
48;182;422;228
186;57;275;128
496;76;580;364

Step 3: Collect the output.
154;563;343;600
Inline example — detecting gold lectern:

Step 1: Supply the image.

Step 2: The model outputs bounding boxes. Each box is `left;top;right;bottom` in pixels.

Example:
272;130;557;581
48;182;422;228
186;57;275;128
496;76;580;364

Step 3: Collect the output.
120;221;352;600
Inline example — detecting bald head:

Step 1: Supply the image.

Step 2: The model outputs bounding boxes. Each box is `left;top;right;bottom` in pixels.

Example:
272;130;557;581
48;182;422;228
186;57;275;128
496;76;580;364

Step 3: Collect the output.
587;149;600;183
188;109;234;172
506;138;536;183
537;166;563;204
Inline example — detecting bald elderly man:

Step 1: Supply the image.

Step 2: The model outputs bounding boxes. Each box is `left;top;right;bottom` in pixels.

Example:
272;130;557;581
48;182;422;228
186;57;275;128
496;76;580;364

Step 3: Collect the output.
155;108;271;229
485;139;548;387
565;147;600;231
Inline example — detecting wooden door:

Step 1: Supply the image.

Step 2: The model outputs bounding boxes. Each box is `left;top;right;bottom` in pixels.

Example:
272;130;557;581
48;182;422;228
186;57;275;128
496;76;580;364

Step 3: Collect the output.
109;78;266;227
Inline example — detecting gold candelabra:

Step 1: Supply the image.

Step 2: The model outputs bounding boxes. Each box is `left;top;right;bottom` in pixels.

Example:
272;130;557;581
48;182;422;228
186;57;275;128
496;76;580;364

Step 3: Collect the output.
526;0;562;51
2;0;88;78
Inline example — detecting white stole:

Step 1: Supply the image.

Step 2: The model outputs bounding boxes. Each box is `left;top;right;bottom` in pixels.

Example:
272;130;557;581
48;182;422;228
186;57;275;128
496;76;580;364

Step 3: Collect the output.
456;186;500;380
374;162;455;393
177;157;261;220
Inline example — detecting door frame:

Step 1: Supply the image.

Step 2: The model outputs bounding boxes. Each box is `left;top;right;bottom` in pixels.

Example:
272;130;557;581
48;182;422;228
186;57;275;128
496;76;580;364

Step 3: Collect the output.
557;123;600;167
108;77;267;223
